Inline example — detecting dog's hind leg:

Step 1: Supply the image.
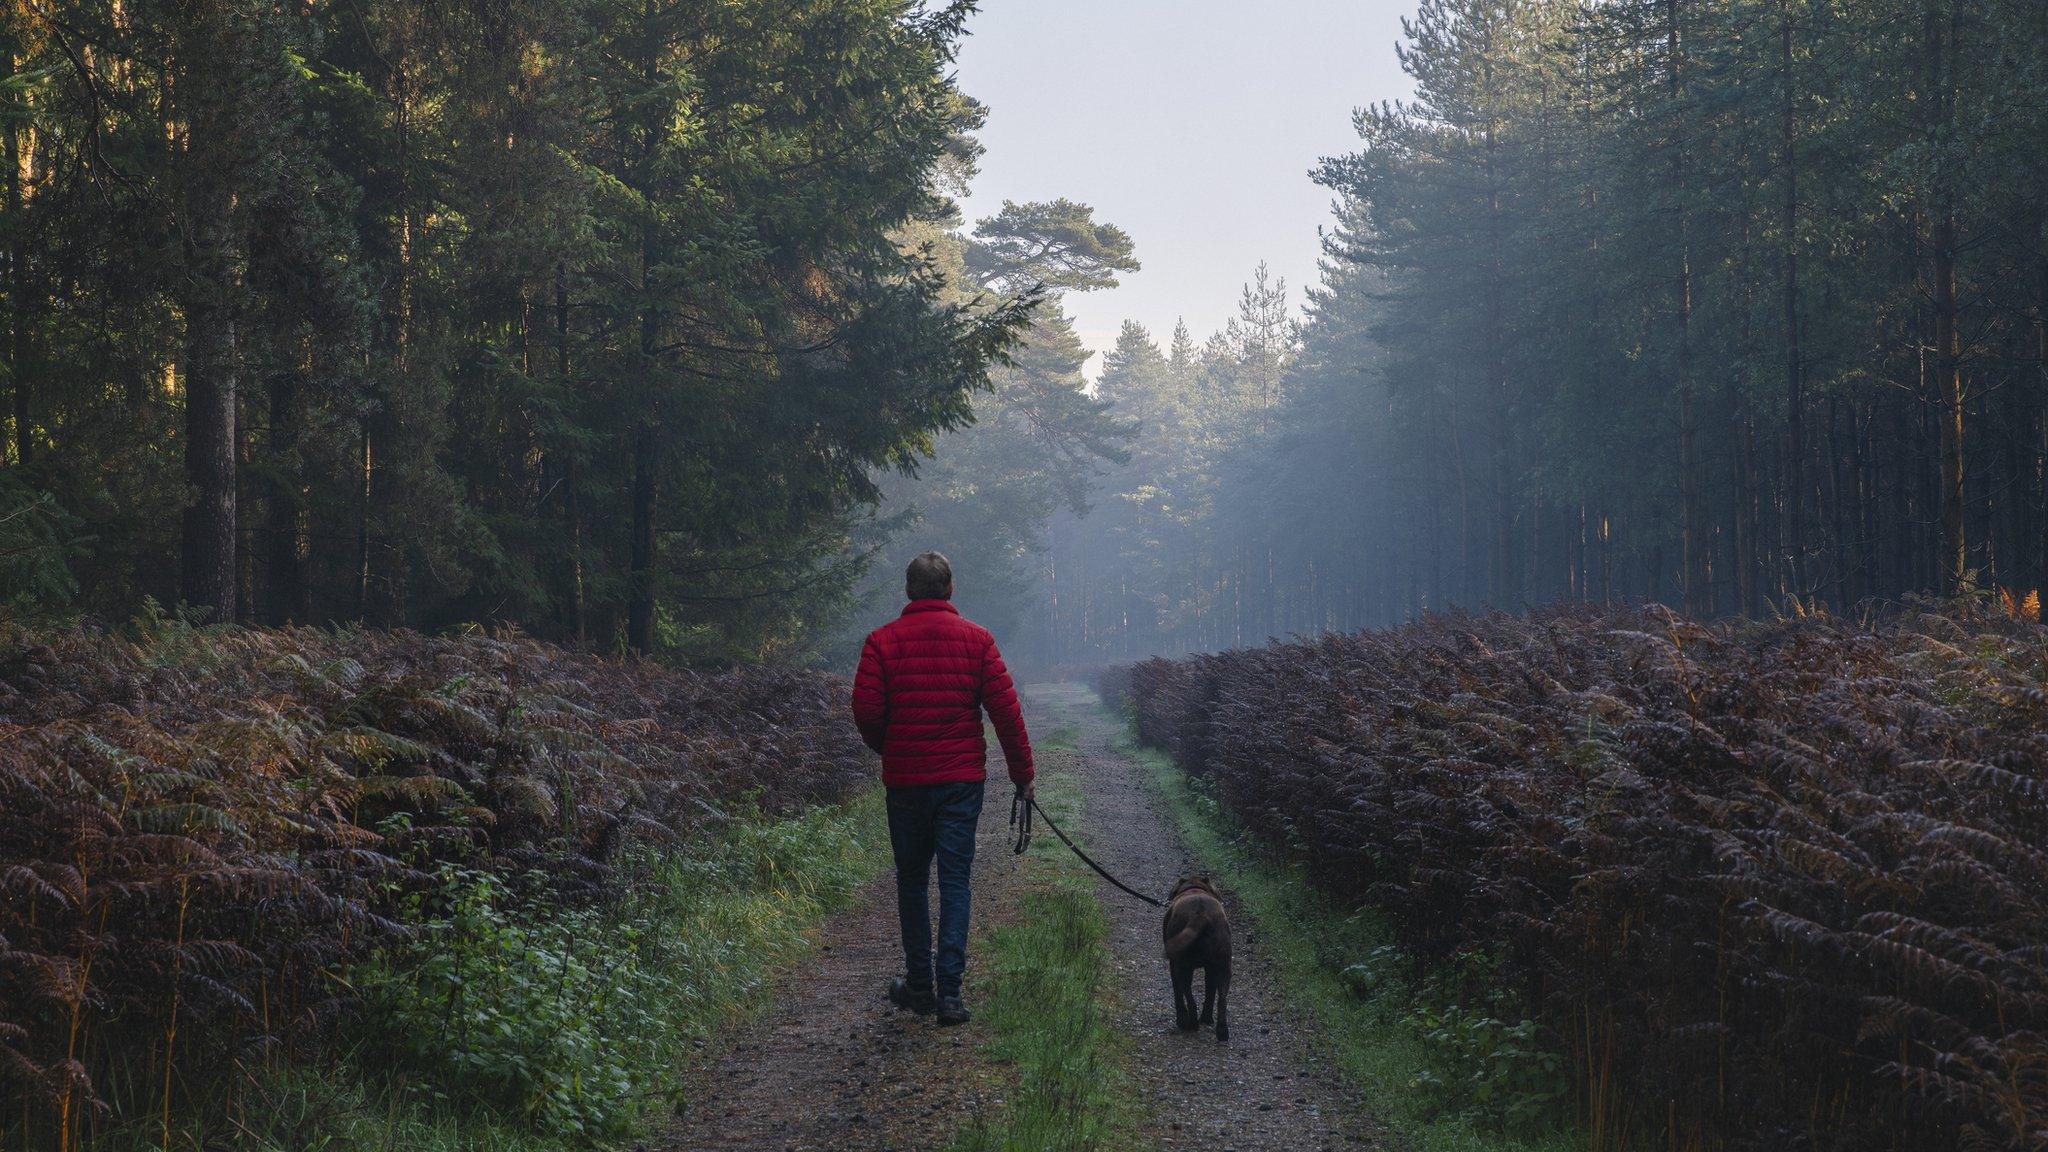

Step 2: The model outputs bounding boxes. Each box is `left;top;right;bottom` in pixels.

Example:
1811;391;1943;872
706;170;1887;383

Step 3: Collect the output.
1199;967;1215;1026
1171;960;1198;1031
1213;958;1231;1042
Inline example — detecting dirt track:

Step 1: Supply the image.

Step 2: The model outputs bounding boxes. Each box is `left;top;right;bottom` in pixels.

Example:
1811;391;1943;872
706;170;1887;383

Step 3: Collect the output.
661;684;1379;1152
659;785;1025;1152
1033;683;1378;1152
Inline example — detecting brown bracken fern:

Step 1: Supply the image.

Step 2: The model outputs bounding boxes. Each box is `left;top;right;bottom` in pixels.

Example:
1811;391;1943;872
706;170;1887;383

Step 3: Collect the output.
0;622;868;1148
1106;603;2048;1151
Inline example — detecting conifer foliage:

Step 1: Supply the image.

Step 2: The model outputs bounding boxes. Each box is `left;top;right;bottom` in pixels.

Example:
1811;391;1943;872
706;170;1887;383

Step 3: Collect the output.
1109;606;2048;1150
0;0;1023;660
1037;0;2048;666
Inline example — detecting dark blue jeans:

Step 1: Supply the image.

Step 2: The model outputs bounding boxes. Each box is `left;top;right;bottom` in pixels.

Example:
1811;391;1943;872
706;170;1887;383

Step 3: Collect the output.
886;779;985;999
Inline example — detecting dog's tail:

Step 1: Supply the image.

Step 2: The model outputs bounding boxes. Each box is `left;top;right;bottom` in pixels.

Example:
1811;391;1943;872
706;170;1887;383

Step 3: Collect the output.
1164;921;1205;957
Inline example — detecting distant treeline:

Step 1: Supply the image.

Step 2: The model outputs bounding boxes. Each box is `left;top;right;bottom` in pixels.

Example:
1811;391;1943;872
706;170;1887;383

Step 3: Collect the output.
1032;0;2048;667
0;0;1029;660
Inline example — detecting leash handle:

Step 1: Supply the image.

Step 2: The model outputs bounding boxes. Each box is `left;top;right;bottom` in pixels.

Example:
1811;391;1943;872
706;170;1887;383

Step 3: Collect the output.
1010;789;1033;855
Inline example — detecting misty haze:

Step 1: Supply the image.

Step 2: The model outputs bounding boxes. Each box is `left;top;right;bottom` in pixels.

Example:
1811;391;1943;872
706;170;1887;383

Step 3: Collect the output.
3;2;2044;1151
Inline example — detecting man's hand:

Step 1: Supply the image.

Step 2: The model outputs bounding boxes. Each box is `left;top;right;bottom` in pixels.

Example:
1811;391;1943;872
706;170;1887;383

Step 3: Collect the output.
1018;780;1035;803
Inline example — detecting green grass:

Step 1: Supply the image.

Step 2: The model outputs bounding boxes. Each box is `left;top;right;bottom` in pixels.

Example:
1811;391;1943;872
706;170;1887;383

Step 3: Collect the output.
122;790;893;1152
945;724;1145;1152
1061;685;1577;1152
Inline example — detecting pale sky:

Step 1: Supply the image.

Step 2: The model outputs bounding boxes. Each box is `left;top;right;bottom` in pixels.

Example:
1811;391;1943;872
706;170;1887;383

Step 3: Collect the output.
954;0;1418;375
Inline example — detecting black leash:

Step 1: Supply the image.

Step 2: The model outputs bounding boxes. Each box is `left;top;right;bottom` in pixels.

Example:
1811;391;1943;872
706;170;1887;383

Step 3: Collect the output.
1010;790;1164;908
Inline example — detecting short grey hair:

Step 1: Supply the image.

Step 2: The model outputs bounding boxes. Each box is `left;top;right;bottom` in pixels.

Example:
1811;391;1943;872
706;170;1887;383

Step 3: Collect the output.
906;551;953;600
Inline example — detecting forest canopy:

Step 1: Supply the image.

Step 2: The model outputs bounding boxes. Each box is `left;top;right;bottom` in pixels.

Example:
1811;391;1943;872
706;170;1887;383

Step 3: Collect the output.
0;0;1035;660
1019;0;2048;668
8;0;2048;670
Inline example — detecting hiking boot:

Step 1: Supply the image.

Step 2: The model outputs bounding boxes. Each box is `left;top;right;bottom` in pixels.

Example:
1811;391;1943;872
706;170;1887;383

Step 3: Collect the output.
887;977;936;1015
936;996;970;1026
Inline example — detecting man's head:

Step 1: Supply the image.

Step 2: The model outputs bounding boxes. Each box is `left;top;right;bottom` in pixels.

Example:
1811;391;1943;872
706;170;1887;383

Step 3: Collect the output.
906;551;953;601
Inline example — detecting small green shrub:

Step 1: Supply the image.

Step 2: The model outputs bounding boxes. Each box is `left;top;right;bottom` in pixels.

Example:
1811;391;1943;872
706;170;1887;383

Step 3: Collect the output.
1406;987;1567;1131
1332;941;1570;1134
352;866;672;1139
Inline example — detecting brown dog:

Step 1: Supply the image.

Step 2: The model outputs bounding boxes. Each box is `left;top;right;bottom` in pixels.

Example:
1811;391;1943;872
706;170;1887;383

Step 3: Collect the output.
1162;874;1231;1041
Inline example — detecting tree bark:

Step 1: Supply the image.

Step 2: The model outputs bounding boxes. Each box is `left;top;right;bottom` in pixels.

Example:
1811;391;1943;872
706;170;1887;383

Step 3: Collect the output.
1484;94;1513;608
174;9;244;623
1672;0;1700;616
1781;4;1806;597
1826;394;1848;605
557;262;586;643
1926;0;1966;590
2037;252;2048;592
1737;383;1761;617
627;425;658;655
179;218;239;623
355;417;372;619
261;372;310;624
6;50;30;469
1934;227;1967;589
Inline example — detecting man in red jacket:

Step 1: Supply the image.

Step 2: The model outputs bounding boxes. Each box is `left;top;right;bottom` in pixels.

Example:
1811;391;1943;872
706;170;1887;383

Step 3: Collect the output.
852;551;1035;1026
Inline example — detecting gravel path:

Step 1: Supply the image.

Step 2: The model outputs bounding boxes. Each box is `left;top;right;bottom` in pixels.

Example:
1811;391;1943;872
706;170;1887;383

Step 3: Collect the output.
661;792;1025;1152
663;683;1381;1151
1029;682;1381;1152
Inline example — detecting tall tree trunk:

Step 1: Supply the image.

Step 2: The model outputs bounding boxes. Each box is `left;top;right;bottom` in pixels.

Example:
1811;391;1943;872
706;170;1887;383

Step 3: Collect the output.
1735;222;1762;616
6;49;30;469
261;372;309;624
1738;398;1760;615
235;391;253;624
1429;437;1448;609
1598;502;1612;604
180;209;239;623
1649;507;1666;604
1895;402;1917;596
625;0;664;658
174;6;245;623
1781;4;1806;597
357;12;416;625
2037;252;2048;592
1847;401;1869;604
627;424;658;655
1484;103;1513;607
1572;502;1587;601
1934;225;1967;589
1926;0;1966;590
1918;355;1938;590
1448;396;1470;606
1672;0;1700;617
627;202;660;657
355;415;372;619
1826;394;1848;605
556;263;586;642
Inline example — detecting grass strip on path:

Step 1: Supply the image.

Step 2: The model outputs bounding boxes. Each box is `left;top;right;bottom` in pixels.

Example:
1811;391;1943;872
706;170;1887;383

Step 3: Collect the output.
1071;687;1576;1152
945;724;1145;1152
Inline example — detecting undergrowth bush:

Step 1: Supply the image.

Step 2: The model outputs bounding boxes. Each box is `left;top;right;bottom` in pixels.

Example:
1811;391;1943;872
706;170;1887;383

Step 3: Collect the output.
1110;603;2048;1151
354;867;657;1139
1397;951;1571;1132
0;617;872;1147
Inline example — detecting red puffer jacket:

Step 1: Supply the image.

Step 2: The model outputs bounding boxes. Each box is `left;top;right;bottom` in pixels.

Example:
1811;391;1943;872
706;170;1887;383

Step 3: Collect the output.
851;599;1035;789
